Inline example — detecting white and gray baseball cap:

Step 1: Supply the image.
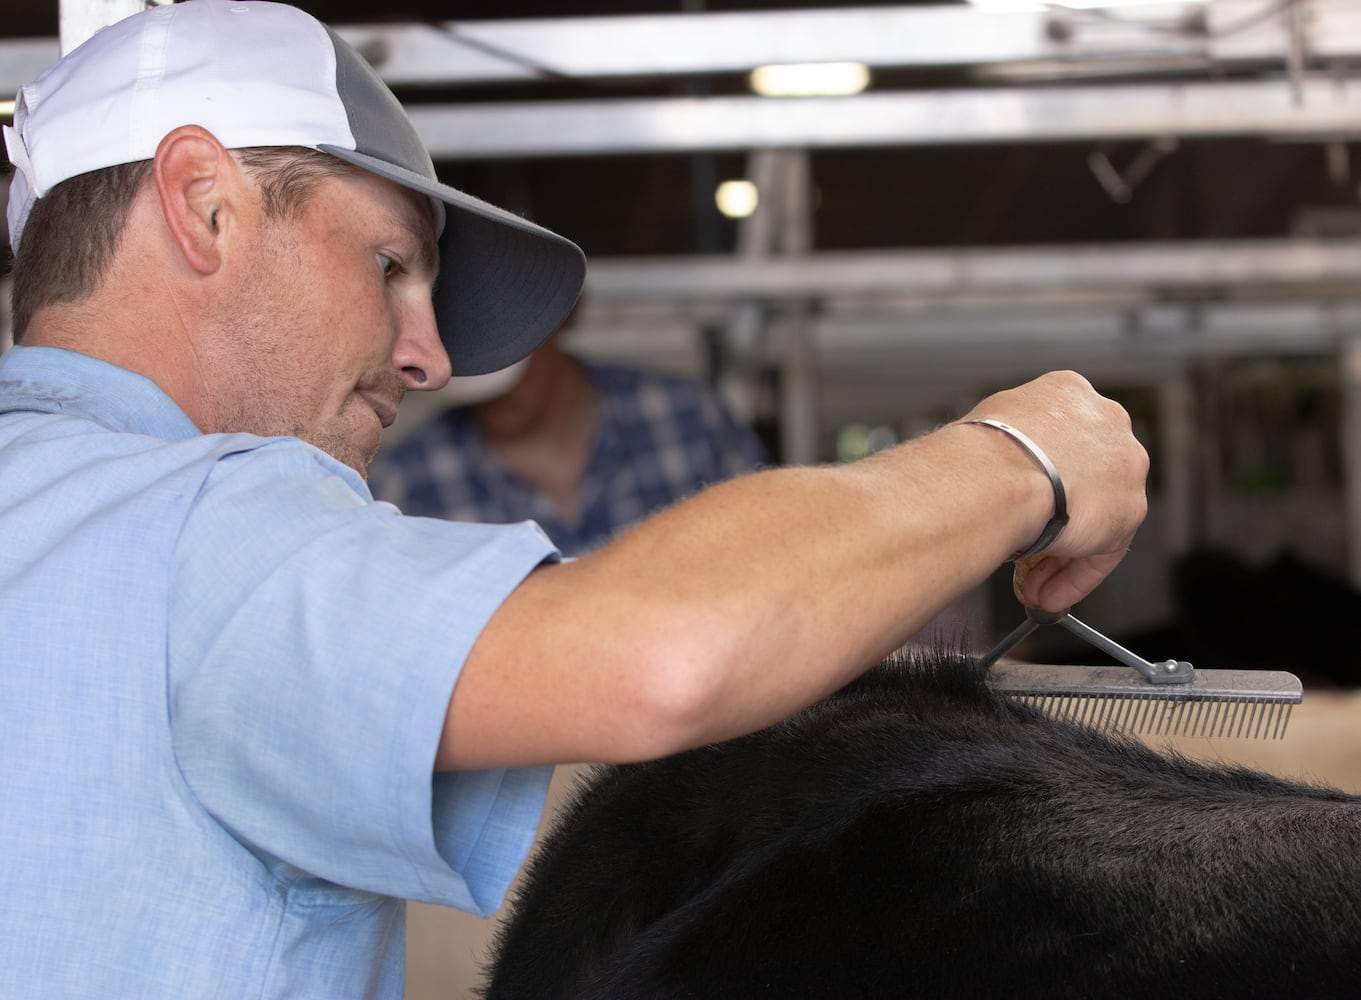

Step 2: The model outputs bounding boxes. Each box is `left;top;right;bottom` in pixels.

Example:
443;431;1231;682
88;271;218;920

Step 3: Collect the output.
3;0;586;375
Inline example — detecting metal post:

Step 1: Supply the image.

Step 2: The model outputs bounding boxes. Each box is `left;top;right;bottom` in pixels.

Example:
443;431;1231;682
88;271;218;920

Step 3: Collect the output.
774;150;818;467
1157;371;1196;560
717;150;786;434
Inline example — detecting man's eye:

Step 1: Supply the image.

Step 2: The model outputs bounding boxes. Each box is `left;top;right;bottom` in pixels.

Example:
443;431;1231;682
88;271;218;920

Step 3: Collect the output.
378;253;400;278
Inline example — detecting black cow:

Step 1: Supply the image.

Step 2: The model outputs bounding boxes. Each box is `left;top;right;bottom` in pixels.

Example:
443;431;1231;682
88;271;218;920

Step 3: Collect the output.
481;647;1361;999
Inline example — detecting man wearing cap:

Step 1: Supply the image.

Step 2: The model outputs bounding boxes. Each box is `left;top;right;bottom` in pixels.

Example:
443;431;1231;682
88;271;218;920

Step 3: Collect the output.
0;2;1147;997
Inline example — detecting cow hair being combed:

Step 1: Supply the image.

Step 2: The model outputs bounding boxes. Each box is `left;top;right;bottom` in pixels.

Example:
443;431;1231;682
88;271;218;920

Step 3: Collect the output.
481;645;1361;999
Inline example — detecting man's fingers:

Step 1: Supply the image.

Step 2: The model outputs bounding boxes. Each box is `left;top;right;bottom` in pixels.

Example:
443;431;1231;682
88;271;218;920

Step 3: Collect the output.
1019;549;1128;613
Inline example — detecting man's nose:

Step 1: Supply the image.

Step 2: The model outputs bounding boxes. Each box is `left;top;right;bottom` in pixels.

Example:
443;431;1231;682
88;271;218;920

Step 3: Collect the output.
394;301;452;392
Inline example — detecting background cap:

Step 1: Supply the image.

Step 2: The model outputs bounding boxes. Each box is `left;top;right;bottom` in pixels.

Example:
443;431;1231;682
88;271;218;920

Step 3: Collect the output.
2;0;586;375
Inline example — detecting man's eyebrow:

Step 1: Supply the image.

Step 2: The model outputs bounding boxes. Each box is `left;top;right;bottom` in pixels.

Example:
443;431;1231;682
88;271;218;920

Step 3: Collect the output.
378;185;441;277
389;209;439;279
407;224;439;279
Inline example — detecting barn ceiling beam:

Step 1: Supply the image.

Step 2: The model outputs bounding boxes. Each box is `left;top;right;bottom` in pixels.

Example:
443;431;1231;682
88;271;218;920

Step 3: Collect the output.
582;237;1361;304
3;1;1357;93
333;0;1347;87
404;77;1361;156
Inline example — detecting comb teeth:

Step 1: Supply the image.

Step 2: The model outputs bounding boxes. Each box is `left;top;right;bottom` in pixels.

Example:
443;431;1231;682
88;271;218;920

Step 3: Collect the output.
989;664;1302;741
1007;692;1295;740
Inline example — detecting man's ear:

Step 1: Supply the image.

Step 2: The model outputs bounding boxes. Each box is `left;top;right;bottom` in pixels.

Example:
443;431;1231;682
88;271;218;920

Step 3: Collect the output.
152;125;239;275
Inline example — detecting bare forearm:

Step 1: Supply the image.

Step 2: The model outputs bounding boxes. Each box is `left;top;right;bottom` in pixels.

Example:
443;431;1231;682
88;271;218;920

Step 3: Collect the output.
580;427;1052;717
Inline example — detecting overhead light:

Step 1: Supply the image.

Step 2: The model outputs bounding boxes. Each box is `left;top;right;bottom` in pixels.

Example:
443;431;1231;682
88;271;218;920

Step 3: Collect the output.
749;62;870;98
966;0;1207;9
975;54;1209;82
715;180;759;219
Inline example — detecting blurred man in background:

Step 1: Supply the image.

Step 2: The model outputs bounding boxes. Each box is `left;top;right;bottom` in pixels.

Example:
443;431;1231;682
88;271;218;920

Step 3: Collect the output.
372;313;768;555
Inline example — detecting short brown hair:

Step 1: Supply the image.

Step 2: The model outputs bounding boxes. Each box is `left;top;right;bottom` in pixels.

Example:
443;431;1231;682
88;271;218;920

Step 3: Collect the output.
9;146;362;341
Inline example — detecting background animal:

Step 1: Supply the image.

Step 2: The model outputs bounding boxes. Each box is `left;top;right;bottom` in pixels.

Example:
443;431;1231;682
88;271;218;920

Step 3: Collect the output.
482;647;1361;999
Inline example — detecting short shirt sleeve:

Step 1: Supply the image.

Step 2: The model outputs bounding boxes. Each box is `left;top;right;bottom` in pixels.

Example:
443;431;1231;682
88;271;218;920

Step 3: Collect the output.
167;439;557;914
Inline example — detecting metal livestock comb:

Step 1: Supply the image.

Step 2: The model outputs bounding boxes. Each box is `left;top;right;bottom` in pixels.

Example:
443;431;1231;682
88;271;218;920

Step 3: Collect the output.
982;607;1302;740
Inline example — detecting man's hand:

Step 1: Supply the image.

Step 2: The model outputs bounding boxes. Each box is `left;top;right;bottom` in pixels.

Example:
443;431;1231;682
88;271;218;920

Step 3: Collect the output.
959;370;1149;612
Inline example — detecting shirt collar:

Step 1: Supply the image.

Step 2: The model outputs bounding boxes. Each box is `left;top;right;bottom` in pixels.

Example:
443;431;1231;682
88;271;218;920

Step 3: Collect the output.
0;345;202;440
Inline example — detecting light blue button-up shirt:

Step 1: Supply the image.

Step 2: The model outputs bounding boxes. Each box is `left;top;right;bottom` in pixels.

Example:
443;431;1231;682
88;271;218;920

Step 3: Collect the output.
0;346;556;999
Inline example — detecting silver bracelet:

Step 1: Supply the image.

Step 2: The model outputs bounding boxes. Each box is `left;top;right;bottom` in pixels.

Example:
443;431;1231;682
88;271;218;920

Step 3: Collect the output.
964;418;1069;560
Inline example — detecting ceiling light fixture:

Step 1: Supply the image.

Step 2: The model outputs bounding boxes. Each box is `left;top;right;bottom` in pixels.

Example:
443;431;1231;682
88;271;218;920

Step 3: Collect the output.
715;180;759;219
749;62;870;98
966;0;1208;10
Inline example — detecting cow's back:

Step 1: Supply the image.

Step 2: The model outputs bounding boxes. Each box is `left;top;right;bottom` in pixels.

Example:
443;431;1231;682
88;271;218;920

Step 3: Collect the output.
483;648;1361;999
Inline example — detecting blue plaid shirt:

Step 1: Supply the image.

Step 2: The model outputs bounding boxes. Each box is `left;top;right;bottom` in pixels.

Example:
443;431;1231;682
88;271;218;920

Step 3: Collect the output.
370;361;769;555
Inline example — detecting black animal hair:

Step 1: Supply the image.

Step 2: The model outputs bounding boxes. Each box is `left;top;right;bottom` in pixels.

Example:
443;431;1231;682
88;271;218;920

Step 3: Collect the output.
483;646;1361;999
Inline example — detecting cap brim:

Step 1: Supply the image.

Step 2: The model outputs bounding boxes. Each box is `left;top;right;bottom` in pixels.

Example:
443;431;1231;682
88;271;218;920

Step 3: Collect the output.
320;145;587;376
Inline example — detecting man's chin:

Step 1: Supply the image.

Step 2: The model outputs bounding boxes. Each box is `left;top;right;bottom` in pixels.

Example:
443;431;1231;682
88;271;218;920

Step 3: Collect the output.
348;442;380;481
305;428;378;481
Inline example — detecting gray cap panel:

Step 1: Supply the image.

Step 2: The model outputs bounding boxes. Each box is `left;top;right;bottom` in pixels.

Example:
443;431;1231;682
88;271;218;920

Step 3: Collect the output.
319;29;586;376
325;27;437;185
